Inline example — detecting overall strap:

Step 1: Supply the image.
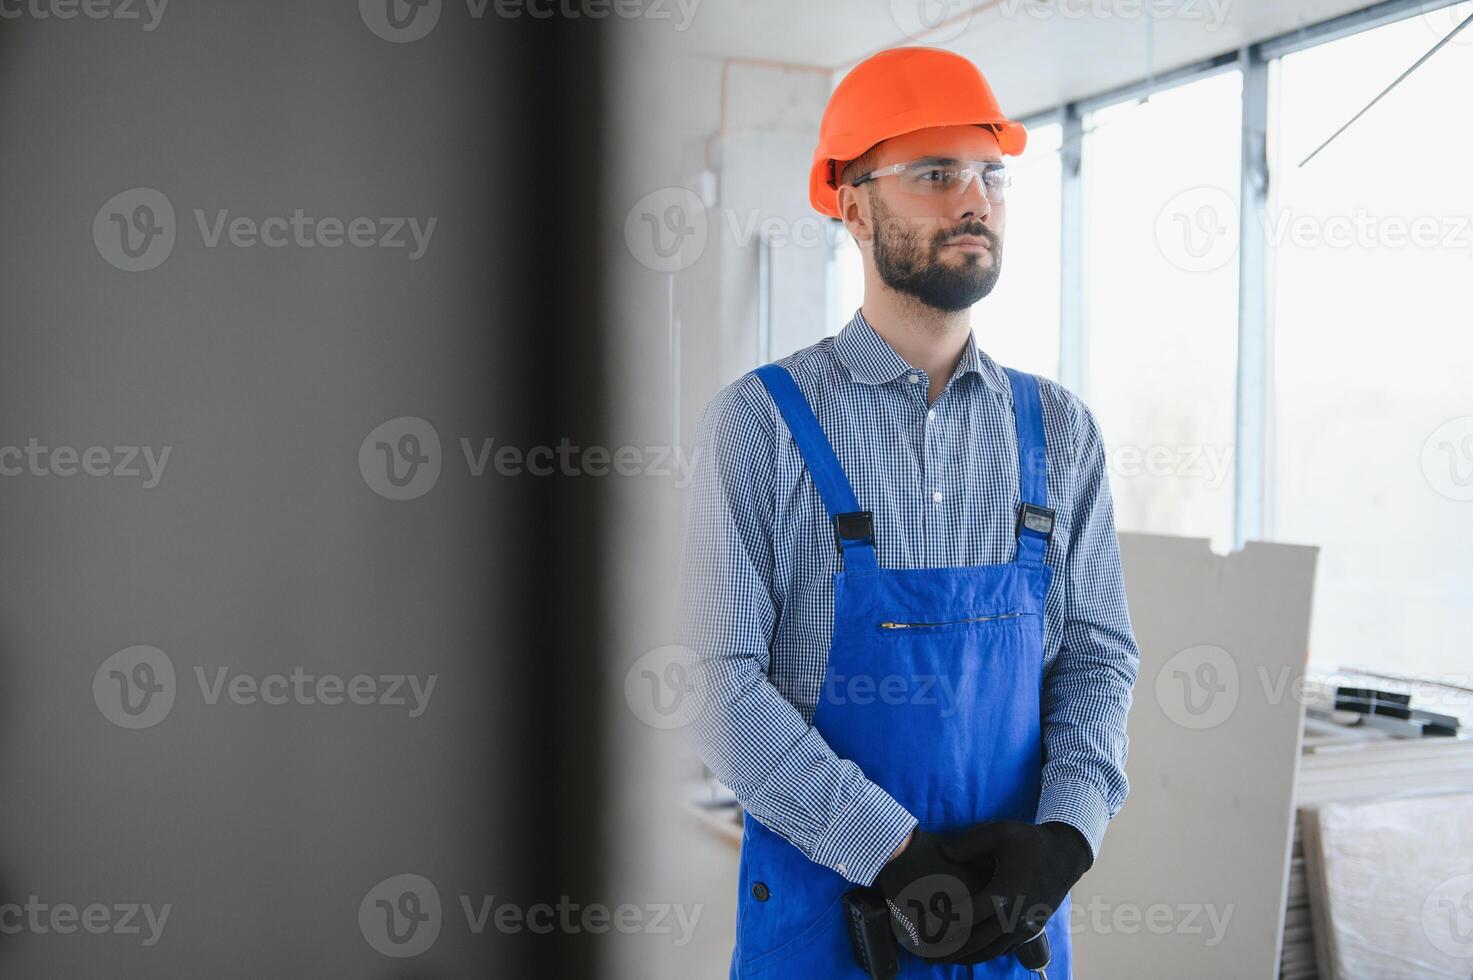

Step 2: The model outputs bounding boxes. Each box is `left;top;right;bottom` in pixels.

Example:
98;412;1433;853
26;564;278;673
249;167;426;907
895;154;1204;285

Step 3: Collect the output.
1003;366;1054;565
753;364;878;573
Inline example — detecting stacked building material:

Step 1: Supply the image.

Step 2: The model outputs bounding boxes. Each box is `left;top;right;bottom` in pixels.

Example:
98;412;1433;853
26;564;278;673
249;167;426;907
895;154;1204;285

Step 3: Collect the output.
1279;673;1473;979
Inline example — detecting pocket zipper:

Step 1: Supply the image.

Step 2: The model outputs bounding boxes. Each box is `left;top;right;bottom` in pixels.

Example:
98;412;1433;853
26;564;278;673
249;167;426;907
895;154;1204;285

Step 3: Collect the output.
878;612;1023;629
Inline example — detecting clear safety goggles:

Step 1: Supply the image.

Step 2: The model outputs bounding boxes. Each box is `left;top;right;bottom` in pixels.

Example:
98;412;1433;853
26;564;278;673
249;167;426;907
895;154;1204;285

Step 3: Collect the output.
850;158;1012;204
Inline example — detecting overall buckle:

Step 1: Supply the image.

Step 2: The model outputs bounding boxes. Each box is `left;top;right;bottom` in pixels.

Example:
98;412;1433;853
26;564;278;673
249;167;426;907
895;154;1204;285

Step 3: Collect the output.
832;511;874;553
1016;503;1055;544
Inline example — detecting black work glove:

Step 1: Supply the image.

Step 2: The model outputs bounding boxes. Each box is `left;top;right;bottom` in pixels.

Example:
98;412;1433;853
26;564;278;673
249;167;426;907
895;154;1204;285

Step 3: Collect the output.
874;830;990;962
938;820;1093;965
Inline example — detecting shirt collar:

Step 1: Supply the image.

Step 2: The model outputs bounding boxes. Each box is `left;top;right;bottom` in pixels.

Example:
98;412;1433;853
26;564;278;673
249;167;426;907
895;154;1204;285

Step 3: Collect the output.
833;308;1011;399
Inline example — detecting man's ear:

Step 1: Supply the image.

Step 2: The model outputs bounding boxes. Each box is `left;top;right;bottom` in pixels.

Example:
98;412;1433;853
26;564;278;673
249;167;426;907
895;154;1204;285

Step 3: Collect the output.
835;183;872;246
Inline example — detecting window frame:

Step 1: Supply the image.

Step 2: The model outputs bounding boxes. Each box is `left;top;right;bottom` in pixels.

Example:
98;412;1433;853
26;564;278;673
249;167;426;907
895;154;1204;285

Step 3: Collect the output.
1013;0;1468;549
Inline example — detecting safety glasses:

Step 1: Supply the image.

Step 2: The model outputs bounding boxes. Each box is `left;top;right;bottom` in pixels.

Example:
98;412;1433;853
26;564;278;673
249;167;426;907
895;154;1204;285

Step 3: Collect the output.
850;158;1011;204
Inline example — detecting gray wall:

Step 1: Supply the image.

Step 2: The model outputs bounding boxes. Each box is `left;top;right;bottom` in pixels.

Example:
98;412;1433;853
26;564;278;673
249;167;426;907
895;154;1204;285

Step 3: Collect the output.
0;4;600;976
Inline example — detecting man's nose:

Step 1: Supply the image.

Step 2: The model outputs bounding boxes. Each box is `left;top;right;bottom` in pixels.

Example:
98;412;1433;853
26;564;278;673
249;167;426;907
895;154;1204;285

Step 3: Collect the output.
955;174;992;222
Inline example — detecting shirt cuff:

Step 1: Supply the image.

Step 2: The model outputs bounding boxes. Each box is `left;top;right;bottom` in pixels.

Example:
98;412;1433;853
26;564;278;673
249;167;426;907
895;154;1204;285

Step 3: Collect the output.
1036;779;1111;866
812;781;918;886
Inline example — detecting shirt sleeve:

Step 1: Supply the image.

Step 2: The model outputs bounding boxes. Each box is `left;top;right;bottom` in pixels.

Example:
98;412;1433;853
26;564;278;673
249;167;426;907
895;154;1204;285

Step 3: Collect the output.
678;376;917;887
1034;392;1140;865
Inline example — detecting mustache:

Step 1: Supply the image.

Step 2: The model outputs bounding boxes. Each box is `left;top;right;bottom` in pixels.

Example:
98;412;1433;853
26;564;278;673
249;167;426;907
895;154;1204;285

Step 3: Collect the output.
934;223;998;248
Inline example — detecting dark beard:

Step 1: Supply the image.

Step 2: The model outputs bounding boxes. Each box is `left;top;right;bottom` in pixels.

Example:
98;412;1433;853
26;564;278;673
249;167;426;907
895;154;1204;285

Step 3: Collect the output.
870;194;1002;312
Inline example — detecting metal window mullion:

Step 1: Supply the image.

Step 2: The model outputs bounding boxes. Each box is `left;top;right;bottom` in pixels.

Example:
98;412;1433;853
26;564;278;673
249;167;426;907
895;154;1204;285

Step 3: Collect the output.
1073;52;1240;117
1258;0;1468;60
1058;103;1085;396
1015;0;1467;123
1234;46;1271;548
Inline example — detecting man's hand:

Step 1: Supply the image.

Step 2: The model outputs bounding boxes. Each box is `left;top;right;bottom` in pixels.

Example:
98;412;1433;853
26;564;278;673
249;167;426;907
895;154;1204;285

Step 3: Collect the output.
874;830;989;962
939;820;1093;964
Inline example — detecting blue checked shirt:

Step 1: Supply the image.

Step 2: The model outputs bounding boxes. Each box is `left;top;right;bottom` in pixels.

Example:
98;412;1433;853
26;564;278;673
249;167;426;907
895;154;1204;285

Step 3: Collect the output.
680;309;1139;888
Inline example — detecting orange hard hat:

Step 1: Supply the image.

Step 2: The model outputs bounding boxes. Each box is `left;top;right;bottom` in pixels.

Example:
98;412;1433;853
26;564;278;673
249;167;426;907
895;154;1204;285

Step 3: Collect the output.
809;47;1027;218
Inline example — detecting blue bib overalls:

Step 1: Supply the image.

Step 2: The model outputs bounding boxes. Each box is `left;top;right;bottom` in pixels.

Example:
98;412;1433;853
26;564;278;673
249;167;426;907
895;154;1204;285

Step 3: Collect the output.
729;363;1072;980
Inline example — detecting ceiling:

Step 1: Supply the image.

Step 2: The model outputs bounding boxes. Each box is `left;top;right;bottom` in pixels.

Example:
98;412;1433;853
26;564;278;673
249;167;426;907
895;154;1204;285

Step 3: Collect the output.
675;0;1431;118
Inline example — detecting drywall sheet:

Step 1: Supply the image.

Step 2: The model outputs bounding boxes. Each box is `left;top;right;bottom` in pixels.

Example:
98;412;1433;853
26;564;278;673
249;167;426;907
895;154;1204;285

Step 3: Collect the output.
1073;533;1319;980
1303;793;1473;979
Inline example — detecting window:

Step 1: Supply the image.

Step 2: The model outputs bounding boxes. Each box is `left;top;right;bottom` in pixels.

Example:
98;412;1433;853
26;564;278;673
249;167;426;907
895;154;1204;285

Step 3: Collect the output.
977;121;1062;379
1082;71;1243;550
1268;2;1473;676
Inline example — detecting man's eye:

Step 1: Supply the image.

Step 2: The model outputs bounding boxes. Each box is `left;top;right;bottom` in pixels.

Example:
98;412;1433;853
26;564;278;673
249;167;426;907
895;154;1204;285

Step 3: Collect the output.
920;169;950;183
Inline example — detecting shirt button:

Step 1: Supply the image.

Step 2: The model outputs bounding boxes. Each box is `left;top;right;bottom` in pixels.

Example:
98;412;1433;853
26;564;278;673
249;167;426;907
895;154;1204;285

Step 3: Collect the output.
836;863;847;876
908;373;922;384
927;409;936;421
931;491;943;503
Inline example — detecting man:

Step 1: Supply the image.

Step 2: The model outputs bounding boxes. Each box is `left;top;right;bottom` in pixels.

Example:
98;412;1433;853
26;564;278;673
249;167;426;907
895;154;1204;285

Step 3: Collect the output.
681;46;1139;978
